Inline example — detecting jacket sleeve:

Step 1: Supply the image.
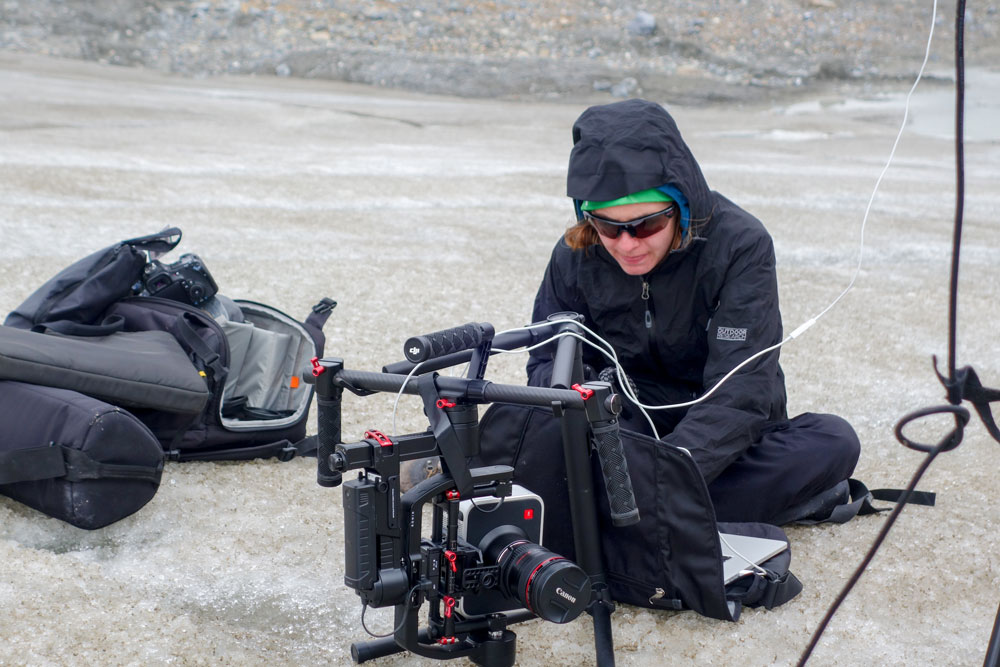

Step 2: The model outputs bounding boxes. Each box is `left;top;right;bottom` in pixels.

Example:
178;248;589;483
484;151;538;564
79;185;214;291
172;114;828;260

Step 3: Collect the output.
661;231;784;483
526;242;588;387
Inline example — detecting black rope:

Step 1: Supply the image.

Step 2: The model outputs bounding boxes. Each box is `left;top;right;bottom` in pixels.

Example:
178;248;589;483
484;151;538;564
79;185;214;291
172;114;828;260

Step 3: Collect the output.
798;1;973;662
947;0;966;381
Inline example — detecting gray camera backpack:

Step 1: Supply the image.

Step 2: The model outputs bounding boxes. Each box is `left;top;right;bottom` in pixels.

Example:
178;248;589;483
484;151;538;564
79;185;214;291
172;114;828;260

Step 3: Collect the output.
1;227;335;462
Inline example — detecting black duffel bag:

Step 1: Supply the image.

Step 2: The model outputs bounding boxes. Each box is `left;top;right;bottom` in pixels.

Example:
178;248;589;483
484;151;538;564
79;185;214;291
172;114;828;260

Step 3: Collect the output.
0;381;164;529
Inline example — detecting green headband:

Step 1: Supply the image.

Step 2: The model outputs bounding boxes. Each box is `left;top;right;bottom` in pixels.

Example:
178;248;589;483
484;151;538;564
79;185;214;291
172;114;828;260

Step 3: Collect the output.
580;187;674;211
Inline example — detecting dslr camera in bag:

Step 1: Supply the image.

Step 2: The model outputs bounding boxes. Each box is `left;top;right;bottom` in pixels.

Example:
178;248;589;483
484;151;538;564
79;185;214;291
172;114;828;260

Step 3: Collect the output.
142;252;218;306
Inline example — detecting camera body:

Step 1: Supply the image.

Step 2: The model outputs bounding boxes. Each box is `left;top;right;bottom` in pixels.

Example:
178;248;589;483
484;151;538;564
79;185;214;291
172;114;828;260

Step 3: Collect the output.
456;486;544;617
143;253;218;306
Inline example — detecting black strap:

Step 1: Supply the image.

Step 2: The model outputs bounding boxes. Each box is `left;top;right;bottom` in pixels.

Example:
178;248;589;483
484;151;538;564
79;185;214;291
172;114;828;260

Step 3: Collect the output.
760;569;803;610
31;314;126;337
810;478;936;525
221;395;295;421
168;313;227;380
0;446;66;484
173;436;317;463
302;297;337;355
0;445;161;485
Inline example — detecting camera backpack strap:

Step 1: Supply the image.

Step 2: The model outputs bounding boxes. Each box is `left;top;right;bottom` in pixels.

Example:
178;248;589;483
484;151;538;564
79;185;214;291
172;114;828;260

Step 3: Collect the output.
168;436;318;463
29;313;127;337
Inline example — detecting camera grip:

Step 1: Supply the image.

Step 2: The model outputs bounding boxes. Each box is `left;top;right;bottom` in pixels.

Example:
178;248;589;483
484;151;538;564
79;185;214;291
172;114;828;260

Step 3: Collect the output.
591;421;640;527
317;393;343;487
403;322;494;363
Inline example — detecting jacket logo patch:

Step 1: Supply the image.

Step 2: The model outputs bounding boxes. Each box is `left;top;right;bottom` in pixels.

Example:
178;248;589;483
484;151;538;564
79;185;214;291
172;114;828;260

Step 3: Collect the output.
717;326;747;342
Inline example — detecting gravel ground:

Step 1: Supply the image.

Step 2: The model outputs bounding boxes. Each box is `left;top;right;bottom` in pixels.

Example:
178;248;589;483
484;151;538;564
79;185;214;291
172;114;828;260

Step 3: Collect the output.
2;0;999;104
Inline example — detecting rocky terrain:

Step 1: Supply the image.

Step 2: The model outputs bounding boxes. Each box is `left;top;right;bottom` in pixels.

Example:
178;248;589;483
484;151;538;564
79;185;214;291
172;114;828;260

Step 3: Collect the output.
2;0;999;104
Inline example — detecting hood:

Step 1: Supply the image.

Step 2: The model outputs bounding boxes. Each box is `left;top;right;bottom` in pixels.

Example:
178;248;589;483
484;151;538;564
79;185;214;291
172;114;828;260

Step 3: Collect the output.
567;99;714;234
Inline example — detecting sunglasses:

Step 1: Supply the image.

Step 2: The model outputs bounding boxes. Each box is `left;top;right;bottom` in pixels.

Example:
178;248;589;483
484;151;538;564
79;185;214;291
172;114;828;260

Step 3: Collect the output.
582;205;676;239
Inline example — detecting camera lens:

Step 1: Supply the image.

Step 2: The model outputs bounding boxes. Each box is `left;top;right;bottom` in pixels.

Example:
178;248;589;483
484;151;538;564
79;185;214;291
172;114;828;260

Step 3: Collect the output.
480;526;589;624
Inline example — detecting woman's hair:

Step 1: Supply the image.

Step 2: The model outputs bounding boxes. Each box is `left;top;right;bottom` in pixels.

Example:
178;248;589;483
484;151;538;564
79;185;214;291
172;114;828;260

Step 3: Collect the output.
564;219;600;250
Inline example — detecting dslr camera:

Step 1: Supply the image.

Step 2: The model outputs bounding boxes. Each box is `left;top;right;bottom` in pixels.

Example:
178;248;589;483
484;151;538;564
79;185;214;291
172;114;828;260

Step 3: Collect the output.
143;253;218;306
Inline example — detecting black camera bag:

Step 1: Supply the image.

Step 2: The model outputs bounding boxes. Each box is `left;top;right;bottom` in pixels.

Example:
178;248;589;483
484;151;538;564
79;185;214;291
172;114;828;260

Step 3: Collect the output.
477;403;801;621
0;381;163;529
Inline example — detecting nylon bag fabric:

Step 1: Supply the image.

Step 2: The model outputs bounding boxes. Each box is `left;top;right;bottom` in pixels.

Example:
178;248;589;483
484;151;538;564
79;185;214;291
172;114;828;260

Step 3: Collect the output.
476;403;799;620
0;381;164;529
0;324;211;414
4;228;181;336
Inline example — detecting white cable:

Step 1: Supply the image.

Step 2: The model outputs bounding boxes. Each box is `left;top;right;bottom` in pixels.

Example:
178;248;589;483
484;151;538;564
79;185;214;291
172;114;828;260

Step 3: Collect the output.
396;25;942;433
718;533;768;578
807;0;938;322
488;4;940;433
392;360;426;435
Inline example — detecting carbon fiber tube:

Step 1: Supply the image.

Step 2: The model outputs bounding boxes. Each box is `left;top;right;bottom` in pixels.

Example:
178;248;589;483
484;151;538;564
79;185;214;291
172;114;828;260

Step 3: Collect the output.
403;322;494;363
591;421;640;527
335;369;586;410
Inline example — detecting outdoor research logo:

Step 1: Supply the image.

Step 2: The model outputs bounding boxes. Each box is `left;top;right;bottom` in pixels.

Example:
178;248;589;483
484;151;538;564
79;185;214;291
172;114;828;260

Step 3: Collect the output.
717;326;747;342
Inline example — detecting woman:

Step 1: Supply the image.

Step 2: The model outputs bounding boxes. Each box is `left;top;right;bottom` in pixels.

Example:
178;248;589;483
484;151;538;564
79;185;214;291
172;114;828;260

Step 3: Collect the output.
527;98;860;524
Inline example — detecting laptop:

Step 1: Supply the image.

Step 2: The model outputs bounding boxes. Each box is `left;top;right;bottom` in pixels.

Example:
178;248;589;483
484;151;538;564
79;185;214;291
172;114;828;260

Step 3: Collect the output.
719;532;788;584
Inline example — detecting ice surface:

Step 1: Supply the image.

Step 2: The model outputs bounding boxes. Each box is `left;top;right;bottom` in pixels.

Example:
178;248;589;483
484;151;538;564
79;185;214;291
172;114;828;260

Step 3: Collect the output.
1;54;999;666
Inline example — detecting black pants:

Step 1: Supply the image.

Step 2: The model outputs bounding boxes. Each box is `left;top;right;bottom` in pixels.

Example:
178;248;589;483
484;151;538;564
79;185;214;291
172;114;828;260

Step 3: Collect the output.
705;412;860;523
618;411;861;524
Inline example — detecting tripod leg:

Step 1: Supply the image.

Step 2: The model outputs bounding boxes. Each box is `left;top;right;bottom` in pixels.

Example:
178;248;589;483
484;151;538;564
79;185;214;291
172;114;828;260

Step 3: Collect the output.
590;600;616;667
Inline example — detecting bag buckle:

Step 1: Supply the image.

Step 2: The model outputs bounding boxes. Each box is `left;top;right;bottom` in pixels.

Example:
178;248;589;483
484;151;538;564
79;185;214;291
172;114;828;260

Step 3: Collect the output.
312;297;338;315
278;444;298;462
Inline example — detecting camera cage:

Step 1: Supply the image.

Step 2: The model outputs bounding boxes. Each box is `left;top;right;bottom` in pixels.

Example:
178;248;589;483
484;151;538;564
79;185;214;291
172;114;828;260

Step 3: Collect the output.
310;315;638;667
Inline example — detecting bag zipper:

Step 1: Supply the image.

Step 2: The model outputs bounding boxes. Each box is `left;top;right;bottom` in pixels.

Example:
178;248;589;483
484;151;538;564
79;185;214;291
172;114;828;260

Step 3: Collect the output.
606;572;683;610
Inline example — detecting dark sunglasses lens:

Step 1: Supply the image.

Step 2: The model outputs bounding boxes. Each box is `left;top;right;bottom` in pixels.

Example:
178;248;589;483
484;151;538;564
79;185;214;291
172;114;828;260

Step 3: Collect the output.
585;208;673;239
632;214;670;238
588;217;622;238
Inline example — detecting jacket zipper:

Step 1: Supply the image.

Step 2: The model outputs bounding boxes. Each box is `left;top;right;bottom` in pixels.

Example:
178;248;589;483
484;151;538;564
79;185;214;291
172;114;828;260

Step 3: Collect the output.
641;279;652;329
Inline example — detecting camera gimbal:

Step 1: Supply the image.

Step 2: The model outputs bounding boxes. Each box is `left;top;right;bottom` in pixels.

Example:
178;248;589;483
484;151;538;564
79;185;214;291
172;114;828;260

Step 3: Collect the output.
310;315;638;666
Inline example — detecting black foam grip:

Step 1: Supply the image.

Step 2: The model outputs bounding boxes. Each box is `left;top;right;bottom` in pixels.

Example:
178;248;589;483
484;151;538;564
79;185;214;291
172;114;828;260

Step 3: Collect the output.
591;421;640;527
403;322;493;363
316;394;343;487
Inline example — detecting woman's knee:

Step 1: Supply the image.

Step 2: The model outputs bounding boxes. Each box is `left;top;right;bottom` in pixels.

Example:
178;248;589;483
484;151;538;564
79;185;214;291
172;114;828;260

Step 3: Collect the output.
795;412;861;473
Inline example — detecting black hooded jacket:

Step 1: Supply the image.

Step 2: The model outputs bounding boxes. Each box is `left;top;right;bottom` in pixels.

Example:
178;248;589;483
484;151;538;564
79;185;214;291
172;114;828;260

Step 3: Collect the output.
528;99;787;483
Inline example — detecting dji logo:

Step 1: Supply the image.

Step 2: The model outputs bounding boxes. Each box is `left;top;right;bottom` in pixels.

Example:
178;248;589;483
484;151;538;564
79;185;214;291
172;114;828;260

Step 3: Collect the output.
409;346;422;356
